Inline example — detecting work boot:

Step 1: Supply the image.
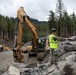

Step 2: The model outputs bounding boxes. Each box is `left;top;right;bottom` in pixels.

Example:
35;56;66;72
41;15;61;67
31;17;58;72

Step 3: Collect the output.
55;64;59;70
54;62;59;70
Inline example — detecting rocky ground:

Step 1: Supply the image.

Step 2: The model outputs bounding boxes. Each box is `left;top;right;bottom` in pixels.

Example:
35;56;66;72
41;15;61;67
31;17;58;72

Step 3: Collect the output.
0;36;76;75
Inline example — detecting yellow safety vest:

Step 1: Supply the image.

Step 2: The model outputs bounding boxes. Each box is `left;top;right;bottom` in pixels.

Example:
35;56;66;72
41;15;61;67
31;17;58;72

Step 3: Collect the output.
49;34;58;49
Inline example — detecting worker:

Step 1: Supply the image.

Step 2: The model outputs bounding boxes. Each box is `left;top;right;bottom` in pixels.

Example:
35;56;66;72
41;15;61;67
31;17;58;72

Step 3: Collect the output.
48;28;66;65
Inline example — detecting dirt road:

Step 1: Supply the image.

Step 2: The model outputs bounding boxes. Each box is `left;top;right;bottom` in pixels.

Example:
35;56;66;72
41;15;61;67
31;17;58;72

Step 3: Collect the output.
0;50;50;71
0;51;14;71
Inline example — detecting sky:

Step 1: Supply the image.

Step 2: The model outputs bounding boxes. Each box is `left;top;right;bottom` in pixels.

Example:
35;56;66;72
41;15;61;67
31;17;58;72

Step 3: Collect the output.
0;0;76;21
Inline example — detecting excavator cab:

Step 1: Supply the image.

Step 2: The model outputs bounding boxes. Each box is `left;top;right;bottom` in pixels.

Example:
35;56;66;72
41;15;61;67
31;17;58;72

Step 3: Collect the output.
26;38;46;55
37;38;46;51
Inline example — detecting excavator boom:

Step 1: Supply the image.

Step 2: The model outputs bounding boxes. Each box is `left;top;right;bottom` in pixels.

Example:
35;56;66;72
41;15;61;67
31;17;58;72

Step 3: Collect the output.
13;7;39;62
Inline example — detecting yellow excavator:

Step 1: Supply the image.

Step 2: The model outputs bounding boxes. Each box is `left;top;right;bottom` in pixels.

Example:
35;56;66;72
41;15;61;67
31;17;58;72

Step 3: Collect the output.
0;37;10;52
13;7;49;62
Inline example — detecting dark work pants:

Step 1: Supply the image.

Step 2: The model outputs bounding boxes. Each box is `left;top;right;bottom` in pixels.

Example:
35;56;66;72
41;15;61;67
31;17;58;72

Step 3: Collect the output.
51;49;54;64
49;49;58;64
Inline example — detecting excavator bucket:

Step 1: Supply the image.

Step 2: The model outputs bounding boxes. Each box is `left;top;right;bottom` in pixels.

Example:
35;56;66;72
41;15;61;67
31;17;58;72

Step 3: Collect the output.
13;49;24;62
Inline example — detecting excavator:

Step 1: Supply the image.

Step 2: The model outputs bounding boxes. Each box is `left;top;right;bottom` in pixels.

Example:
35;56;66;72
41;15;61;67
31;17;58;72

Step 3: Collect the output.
0;37;10;52
13;7;49;62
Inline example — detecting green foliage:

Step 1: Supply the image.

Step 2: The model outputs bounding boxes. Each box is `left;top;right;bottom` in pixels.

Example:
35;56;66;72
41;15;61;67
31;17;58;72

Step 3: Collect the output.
48;0;76;37
35;22;49;37
22;26;32;42
22;22;49;43
48;11;55;33
0;14;49;42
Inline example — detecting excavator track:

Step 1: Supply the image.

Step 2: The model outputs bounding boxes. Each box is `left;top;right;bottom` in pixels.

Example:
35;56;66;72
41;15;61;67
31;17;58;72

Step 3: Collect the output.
24;50;50;65
37;50;50;61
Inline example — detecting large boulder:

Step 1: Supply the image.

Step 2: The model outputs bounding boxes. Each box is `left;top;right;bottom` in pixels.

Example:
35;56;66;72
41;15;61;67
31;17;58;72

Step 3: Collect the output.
48;52;76;75
58;40;76;54
68;36;76;41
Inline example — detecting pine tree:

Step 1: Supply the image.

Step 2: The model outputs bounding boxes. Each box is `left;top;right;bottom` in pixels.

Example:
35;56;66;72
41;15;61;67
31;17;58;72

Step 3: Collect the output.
55;0;66;36
48;11;55;33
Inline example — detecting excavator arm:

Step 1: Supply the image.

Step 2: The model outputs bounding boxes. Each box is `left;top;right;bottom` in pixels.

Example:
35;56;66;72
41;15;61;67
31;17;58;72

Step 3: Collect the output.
13;7;38;62
17;7;38;48
24;17;38;46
